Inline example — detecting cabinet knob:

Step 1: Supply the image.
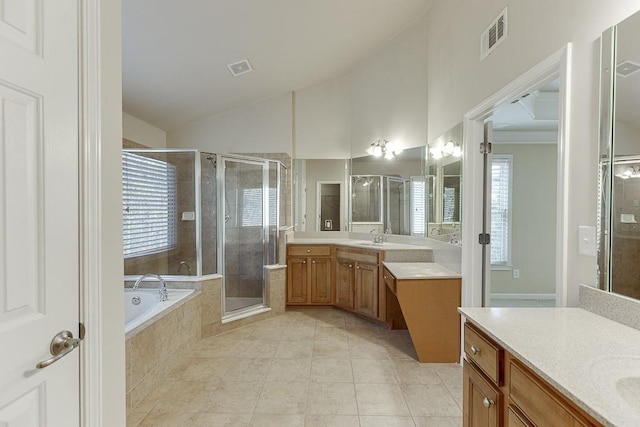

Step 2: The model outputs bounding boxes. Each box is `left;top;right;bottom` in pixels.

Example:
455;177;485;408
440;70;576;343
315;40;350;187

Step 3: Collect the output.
356;266;361;269
306;249;311;253
302;260;306;264
348;264;352;268
482;397;495;408
383;275;387;279
470;345;480;355
312;260;316;264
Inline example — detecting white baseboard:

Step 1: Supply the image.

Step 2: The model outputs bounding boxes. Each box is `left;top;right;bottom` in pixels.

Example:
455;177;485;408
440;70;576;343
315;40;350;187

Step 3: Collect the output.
490;293;555;300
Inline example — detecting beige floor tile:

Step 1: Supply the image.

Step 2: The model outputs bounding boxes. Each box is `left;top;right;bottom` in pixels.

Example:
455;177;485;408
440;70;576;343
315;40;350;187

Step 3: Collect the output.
132;381;174;412
191;337;240;358
204;381;263;414
401;383;462;417
315;326;348;342
223;358;272;381
383;339;419;360
446;384;463;410
280;326;317;341
139;411;197;427
267;358;312;382
359;415;416;426
355;383;410;416
345;327;382;341
150;381;217;413
352;358;398;384
306;382;358;415
254;381;309;414
233;339;280;358
413;416;463;427
315;316;347;328
192;413;252;426
345;316;382;329
430;363;463;388
126;412;147;427
349;341;391;360
313;340;350;358
304;414;360;426
392;360;442;385
275;340;315;359
250;413;306;426
167;357;231;382
310;358;354;383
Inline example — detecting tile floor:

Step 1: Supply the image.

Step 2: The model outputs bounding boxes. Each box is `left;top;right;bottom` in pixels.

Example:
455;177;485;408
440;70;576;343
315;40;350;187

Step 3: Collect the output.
127;307;463;427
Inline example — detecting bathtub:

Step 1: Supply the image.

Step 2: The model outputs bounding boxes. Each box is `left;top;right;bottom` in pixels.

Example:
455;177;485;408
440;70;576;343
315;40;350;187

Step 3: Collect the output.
124;288;195;334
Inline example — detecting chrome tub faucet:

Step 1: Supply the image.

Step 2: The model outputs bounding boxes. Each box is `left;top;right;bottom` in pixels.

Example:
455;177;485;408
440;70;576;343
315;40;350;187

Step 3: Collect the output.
132;274;168;302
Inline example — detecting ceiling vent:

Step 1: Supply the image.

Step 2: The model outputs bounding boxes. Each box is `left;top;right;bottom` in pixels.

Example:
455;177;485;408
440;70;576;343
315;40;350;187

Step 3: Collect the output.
616;60;640;78
481;8;508;60
227;59;253;77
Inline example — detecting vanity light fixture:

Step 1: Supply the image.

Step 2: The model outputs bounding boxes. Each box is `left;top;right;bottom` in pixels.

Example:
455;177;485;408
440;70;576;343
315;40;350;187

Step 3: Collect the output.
429;140;462;160
366;139;403;159
617;165;640;179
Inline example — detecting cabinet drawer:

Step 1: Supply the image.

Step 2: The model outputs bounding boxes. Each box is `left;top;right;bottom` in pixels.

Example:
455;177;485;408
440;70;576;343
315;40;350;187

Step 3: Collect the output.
288;245;331;257
507;406;533;427
336;248;378;264
383;267;396;294
509;361;593;426
464;323;502;384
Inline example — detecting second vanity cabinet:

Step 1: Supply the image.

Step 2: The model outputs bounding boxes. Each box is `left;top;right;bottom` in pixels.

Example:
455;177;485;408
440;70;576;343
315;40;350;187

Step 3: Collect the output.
335;247;379;318
463;323;602;427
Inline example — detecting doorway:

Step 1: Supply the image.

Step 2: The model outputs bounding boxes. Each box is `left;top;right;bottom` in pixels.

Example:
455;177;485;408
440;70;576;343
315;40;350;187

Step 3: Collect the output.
462;46;571;308
316;181;342;231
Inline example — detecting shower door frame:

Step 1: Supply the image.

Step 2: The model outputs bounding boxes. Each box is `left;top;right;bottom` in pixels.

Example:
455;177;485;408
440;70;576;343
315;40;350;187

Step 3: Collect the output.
217;154;271;317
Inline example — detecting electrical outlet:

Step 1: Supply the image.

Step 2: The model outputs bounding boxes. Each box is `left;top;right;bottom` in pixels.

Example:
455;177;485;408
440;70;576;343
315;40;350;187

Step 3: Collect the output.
512;269;520;279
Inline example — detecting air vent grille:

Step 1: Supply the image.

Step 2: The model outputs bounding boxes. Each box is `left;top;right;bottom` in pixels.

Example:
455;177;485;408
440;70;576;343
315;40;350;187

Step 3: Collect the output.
227;59;253;77
616;60;640;78
481;8;508;60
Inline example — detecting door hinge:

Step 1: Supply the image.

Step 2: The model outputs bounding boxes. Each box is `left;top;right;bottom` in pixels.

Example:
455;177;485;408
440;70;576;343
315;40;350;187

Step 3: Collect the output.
79;322;86;340
480;142;492;154
478;233;491;245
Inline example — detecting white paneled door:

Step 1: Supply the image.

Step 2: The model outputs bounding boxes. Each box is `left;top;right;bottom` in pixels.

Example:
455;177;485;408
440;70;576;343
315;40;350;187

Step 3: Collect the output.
0;1;80;425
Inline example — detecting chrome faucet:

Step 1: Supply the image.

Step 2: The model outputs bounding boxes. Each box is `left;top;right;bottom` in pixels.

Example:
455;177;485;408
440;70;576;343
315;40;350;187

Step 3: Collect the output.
370;229;383;244
178;260;192;275
132;274;168;302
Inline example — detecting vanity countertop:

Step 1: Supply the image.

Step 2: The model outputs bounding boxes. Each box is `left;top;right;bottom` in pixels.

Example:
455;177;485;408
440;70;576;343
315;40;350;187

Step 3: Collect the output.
459;307;640;427
287;238;433;251
383;262;461;279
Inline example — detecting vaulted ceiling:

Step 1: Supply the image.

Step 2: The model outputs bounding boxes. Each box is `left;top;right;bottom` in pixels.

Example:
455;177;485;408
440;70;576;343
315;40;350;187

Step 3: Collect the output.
122;0;433;131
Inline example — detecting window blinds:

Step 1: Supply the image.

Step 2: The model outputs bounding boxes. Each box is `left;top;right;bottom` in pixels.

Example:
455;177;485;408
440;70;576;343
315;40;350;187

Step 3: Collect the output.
410;177;426;236
491;155;512;265
122;152;177;258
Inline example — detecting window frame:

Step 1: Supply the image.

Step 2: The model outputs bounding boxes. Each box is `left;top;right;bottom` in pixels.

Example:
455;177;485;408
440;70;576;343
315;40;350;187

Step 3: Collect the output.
490;154;513;269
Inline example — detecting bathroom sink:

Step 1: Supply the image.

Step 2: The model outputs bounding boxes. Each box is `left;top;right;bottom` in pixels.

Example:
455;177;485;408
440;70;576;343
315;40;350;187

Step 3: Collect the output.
353;241;385;247
589;356;640;414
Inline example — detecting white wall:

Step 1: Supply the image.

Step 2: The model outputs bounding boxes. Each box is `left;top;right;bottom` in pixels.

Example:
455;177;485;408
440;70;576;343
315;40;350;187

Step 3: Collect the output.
351;13;428;157
426;0;640;305
167;92;293;155
100;0;126;424
295;75;351;159
615;120;640;156
123;112;167;148
491;144;557;295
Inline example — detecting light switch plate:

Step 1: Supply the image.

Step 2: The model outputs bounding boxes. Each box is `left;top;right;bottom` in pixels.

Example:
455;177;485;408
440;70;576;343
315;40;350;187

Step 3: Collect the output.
578;225;596;256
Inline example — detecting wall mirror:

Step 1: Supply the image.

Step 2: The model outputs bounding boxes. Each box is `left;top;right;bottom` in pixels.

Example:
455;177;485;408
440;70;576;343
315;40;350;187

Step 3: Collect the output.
426;123;463;242
599;9;640;300
349;146;426;236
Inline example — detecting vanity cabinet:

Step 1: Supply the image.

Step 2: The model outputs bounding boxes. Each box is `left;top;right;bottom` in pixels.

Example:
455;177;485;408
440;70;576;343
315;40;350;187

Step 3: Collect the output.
286;245;333;305
335;247;380;319
463;323;602;427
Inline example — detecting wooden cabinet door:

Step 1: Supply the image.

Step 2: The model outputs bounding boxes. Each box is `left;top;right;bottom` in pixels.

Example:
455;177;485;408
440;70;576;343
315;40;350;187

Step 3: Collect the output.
335;259;355;309
464;361;501;427
310;257;332;304
355;262;379;318
287;257;308;304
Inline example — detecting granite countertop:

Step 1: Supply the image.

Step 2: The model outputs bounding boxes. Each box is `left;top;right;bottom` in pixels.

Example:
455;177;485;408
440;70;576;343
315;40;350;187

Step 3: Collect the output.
383;262;461;279
287;238;433;251
459;307;640;427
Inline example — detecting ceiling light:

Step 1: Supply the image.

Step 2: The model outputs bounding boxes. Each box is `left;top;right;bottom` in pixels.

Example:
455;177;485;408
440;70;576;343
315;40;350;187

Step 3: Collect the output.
429;140;462;160
617;165;640;179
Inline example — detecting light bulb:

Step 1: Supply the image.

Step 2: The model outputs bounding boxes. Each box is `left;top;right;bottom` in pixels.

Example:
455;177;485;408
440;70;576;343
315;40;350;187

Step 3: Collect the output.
373;146;382;157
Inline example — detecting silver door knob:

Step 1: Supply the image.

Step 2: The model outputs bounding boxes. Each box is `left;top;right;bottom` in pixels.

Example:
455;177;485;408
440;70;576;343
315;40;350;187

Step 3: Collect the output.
482;397;494;408
470;345;480;355
36;330;81;369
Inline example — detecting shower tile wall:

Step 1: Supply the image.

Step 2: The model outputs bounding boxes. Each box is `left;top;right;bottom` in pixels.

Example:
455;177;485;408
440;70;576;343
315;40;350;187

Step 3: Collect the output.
200;154;217;275
611;174;640;299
